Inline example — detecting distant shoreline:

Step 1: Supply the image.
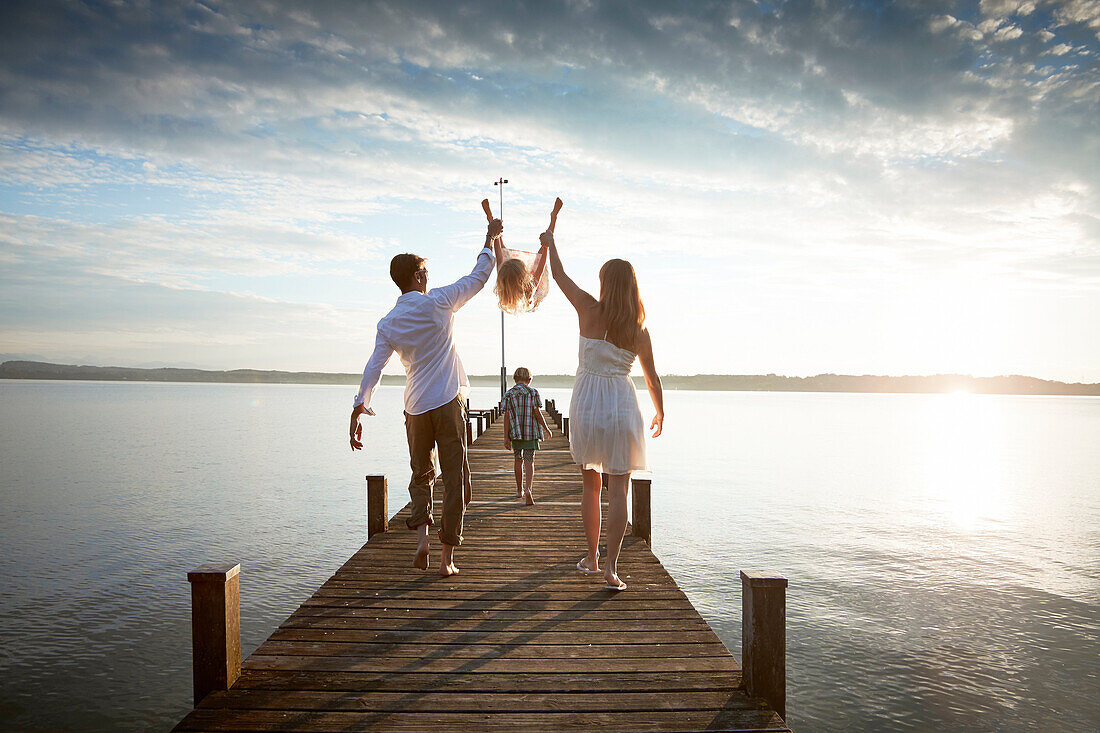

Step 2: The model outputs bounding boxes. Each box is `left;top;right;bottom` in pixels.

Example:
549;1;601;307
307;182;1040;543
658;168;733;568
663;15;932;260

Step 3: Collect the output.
2;360;1097;396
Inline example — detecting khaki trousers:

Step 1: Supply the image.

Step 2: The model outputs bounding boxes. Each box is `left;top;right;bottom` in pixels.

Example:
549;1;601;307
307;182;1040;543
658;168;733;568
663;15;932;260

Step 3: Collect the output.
404;395;471;546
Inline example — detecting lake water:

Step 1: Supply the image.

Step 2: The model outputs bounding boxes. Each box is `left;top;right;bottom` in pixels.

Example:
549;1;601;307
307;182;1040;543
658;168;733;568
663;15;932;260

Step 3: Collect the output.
0;380;1097;731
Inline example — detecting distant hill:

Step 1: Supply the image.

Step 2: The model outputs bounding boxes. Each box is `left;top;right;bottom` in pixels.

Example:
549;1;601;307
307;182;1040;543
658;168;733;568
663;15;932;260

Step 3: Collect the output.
2;360;1097;395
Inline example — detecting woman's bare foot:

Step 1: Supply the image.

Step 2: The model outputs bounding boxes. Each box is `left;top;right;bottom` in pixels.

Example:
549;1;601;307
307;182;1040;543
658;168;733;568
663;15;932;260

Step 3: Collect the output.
576;555;600;574
524;490;535;506
439;562;460;577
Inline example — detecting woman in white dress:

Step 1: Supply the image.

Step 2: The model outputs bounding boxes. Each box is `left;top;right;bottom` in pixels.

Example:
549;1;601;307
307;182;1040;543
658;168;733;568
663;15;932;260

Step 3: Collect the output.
543;230;664;591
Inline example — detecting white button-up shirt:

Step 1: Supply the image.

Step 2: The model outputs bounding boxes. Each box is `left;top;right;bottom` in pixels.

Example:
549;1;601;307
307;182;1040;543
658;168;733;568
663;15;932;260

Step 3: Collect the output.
355;247;494;416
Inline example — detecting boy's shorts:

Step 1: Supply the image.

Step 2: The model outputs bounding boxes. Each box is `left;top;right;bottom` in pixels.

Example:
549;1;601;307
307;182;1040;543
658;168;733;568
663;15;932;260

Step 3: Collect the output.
512;439;539;460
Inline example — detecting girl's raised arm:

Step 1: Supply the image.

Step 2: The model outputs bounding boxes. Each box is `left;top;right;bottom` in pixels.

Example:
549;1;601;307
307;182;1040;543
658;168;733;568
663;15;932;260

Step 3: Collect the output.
531;241;549;286
545;231;595;313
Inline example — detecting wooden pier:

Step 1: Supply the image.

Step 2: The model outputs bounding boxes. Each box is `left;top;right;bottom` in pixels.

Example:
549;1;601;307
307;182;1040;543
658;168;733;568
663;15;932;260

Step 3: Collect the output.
175;402;790;732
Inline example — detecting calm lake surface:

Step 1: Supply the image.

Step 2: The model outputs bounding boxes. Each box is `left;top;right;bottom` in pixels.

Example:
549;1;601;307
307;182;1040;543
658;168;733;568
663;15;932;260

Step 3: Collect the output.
0;380;1097;731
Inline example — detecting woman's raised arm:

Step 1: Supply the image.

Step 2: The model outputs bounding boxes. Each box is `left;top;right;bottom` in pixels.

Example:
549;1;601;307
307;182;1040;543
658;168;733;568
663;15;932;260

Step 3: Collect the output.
544;231;595;313
636;328;664;437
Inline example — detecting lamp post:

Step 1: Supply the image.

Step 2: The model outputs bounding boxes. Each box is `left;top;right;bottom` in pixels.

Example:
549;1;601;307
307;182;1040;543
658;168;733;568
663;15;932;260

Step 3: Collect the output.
494;177;508;404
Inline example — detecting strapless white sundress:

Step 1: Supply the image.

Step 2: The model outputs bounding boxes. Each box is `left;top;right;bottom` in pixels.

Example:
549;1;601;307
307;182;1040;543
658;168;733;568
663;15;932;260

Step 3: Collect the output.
568;335;648;475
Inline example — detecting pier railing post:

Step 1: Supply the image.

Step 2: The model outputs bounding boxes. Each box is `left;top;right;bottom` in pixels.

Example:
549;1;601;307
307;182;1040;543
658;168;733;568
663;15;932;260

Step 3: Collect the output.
366;474;388;538
631;478;651;545
563;416;569;438
740;570;788;719
187;563;241;706
476;415;484;437
466;419;473;445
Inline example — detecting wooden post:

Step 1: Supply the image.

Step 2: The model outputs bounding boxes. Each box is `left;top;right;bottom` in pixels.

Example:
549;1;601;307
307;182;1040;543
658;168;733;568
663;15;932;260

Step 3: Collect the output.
187;563;241;706
366;474;388;538
631;478;651;545
563;416;569;438
466;419;473;445
740;571;788;719
476;415;484;437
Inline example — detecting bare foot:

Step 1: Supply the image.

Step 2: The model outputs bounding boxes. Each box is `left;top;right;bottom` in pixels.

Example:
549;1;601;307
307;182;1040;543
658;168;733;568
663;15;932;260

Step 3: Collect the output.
439;562;460;577
413;543;429;570
524;491;535;506
577;555;600;574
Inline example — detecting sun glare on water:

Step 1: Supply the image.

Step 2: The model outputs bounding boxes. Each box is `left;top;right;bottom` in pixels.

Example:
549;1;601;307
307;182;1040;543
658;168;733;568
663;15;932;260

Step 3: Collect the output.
924;392;1007;531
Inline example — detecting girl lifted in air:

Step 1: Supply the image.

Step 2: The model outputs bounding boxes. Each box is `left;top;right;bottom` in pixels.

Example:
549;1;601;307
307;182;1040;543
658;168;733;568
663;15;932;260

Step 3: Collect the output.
484;198;562;314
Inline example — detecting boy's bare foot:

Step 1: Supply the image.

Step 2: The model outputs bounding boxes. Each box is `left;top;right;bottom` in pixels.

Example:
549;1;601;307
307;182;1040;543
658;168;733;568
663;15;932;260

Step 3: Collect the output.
439;562;460;577
413;542;429;570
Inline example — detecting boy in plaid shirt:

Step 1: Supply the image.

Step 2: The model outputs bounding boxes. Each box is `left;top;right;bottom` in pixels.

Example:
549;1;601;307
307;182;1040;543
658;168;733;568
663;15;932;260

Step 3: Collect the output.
502;367;553;505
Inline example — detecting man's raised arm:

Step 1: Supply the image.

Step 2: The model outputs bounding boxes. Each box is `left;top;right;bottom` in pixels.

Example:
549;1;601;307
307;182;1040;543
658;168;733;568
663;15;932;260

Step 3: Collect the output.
433;219;502;311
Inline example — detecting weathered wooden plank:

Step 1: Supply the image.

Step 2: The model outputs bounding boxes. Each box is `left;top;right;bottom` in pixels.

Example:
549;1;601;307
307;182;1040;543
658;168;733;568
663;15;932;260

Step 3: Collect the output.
279;616;713;632
228;669;744;693
271;620;721;638
297;598;700;611
242;655;740;673
197;689;759;713
306;589;689;601
176;708;789;732
285;606;709;621
252;640;733;658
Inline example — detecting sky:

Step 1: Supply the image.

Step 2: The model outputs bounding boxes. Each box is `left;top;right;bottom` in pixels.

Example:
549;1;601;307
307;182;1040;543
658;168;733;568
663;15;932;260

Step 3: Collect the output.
0;0;1097;382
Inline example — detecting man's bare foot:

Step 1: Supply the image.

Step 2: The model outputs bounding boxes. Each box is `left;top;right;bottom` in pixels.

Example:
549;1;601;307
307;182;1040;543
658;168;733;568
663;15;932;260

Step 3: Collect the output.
439;562;460;577
413;543;429;570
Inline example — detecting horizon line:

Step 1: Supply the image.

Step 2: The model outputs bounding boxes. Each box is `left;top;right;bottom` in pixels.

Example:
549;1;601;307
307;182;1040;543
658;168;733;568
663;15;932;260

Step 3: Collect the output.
1;360;1097;388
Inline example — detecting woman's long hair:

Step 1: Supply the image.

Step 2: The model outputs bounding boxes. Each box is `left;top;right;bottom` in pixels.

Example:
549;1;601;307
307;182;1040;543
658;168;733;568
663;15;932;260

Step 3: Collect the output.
598;259;644;352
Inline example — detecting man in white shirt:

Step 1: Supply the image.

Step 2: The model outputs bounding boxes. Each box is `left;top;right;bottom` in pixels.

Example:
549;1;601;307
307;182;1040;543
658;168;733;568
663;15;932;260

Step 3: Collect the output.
350;218;502;577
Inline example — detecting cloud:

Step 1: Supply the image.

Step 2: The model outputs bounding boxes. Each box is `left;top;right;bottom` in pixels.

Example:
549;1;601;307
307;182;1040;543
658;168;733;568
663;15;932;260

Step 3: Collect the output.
0;0;1097;378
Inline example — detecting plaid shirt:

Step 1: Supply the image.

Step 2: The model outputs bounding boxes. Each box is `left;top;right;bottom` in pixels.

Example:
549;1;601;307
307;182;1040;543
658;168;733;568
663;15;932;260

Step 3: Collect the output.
503;383;544;441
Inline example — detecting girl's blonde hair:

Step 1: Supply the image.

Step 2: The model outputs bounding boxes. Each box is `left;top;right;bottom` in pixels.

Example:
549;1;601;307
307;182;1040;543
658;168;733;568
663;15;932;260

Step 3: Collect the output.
495;258;536;314
598;259;645;352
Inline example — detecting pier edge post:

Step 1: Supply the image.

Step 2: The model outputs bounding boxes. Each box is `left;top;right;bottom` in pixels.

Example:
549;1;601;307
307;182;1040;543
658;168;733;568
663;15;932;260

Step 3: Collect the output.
366;474;388;538
740;570;788;719
476;415;484;437
563;416;569;439
631;477;651;545
187;563;241;707
466;418;473;445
